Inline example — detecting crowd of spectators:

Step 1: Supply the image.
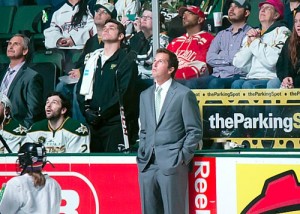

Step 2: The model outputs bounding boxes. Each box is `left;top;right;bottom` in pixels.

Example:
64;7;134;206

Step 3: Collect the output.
0;0;300;153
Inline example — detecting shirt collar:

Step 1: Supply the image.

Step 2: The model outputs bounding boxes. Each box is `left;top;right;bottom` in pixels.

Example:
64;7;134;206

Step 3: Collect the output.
9;61;25;73
156;78;172;91
226;23;249;33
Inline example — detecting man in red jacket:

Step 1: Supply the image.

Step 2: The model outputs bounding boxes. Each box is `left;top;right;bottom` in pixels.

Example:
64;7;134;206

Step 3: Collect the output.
167;6;214;80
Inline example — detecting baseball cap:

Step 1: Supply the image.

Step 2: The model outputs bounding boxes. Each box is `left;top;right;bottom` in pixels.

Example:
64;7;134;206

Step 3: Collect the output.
259;0;284;19
178;6;205;19
232;0;251;11
94;1;117;19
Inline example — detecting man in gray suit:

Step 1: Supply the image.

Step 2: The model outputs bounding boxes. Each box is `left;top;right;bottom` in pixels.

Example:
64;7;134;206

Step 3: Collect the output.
0;34;44;128
137;48;202;214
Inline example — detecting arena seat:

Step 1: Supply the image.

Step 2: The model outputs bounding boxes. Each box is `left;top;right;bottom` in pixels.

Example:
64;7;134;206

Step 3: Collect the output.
0;6;16;51
12;5;50;34
0;54;9;64
72;51;82;64
29;62;58;102
0;6;16;35
0;5;51;51
32;50;64;76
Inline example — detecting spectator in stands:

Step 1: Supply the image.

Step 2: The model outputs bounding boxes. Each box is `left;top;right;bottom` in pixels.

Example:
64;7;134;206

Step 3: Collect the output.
0;93;27;153
137;48;202;214
284;0;300;30
115;0;141;37
232;0;290;89
44;0;95;73
130;6;169;90
77;19;139;152
167;6;214;81
187;0;252;89
0;34;44;128
0;142;61;213
277;7;300;88
56;2;116;122
26;92;90;153
68;2;117;80
88;0;141;37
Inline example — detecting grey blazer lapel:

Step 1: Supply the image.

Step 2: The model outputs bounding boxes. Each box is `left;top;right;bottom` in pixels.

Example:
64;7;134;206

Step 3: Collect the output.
148;86;156;126
7;67;25;97
157;80;177;124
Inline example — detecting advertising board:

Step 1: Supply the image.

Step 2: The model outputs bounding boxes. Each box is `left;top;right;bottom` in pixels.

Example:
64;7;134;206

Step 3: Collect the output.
0;155;141;214
193;89;300;148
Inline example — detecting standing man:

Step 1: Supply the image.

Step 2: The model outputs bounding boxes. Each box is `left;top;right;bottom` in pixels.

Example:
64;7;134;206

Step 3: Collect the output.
137;48;202;214
26;92;90;153
77;19;139;152
56;1;117;121
0;34;44;128
68;1;117;79
189;0;252;89
167;6;214;81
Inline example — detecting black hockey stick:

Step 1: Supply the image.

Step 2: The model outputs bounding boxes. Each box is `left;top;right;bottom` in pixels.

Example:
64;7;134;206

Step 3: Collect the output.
0;134;12;153
115;51;137;152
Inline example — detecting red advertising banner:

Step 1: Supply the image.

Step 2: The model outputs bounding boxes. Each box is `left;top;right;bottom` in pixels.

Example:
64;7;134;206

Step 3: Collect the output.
0;156;141;214
189;156;217;214
0;155;218;214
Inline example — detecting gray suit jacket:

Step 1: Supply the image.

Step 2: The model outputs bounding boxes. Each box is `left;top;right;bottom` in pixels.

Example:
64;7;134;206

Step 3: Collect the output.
137;80;202;175
0;63;44;128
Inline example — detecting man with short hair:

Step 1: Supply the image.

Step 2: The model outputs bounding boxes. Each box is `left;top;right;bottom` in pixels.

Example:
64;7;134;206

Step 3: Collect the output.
137;48;202;214
26;92;90;153
57;2;117;122
0;93;27;153
69;2;117;78
194;0;252;89
0;34;44;128
167;6;214;80
77;19;139;152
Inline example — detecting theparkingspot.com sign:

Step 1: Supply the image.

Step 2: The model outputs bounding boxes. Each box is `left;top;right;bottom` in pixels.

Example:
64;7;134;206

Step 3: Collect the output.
193;89;300;148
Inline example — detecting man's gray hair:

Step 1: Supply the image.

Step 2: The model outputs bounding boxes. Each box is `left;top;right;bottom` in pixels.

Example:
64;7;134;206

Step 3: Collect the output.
13;34;30;50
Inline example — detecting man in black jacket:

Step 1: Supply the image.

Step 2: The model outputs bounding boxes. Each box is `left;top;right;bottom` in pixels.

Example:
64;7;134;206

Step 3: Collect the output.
58;2;117;121
77;19;139;152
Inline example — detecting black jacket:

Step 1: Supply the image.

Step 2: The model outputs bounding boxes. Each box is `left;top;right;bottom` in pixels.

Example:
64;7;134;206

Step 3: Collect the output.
276;37;300;88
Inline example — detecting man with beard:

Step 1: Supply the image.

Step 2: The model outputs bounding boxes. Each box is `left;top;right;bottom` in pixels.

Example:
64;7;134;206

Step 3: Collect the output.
201;0;252;89
26;92;90;153
167;6;214;81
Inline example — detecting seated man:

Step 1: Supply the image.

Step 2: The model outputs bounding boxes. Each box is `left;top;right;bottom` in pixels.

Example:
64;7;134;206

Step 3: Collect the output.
0;34;44;128
130;6;169;91
0;93;27;153
167;6;214;81
26;92;90;153
232;0;290;89
188;0;252;89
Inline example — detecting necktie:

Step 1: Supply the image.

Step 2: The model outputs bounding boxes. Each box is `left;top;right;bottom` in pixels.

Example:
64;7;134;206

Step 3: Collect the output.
155;86;162;123
1;68;15;93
